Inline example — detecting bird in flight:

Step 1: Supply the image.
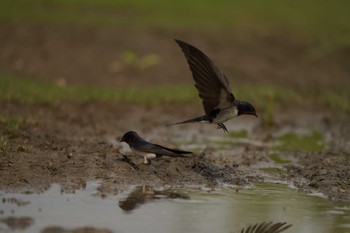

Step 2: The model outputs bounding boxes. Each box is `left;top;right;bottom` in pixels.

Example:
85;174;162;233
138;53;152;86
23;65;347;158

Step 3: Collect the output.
120;131;192;164
171;39;257;132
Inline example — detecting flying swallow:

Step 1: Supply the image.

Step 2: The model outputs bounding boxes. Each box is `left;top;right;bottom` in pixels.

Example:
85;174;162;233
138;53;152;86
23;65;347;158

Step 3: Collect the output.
170;39;257;132
120;131;192;164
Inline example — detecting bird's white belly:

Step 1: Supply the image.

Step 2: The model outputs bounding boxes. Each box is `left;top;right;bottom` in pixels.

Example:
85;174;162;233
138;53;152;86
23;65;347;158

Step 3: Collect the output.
213;107;238;123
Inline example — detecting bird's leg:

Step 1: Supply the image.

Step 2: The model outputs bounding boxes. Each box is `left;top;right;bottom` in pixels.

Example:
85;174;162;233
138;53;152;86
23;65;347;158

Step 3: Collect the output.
144;153;157;165
117;154;139;170
217;123;228;132
143;156;150;165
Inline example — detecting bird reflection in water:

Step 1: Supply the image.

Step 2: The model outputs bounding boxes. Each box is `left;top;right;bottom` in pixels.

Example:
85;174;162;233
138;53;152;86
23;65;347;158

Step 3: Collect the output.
119;186;292;233
118;185;189;212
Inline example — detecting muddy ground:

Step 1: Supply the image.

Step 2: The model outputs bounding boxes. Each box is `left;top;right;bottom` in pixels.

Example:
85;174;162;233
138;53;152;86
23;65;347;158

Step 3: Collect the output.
0;23;350;201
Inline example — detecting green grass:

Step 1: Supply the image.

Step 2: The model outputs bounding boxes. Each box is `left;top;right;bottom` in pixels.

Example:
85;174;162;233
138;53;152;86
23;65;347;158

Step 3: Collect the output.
268;153;291;164
315;90;350;113
0;0;349;52
0;137;10;153
1;73;295;105
121;51;160;70
274;131;326;152
0;137;13;168
0;115;24;137
0;114;26;168
228;130;248;138
260;167;288;174
0;73;196;104
1;73;350;113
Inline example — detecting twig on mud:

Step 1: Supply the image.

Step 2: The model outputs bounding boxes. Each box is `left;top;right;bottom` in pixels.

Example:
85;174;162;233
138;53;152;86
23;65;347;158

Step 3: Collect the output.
117;154;139;170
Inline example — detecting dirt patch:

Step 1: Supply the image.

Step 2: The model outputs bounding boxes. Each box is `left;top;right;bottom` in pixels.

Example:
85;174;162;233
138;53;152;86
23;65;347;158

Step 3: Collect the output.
0;23;349;91
0;101;349;201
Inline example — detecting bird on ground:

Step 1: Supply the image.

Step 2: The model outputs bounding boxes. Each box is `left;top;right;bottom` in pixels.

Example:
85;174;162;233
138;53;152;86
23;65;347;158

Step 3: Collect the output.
120;131;192;164
170;39;257;132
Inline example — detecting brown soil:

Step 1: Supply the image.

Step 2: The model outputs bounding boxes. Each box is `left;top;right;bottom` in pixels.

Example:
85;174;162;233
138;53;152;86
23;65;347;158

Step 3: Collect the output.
0;23;350;201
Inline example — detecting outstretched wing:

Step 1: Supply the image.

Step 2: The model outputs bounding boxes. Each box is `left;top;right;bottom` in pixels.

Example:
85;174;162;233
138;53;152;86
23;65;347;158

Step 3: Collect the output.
175;39;235;114
240;222;292;233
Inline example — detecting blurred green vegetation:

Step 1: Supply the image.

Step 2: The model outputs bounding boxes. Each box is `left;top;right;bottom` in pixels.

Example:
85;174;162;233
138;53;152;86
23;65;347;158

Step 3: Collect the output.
260;167;287;174
0;73;195;103
274;131;325;152
228;130;248;138
0;115;24;137
121;51;160;70
0;136;12;168
0;1;349;113
0;115;24;167
1;73;349;113
0;0;349;52
268;153;291;164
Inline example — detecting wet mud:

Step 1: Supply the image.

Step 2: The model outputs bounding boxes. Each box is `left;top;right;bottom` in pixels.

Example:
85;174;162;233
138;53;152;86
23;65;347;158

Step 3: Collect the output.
0;102;349;202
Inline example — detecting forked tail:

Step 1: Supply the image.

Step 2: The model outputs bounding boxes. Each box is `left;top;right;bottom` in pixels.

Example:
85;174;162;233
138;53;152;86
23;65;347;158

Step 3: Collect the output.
156;146;193;158
167;115;211;126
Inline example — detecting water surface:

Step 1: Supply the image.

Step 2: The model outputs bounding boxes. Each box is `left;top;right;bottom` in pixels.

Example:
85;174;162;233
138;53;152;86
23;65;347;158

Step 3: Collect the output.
1;182;349;233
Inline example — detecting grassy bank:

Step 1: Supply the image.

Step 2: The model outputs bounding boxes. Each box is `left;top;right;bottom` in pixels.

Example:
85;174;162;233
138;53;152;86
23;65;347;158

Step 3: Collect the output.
1;73;349;113
1;1;349;112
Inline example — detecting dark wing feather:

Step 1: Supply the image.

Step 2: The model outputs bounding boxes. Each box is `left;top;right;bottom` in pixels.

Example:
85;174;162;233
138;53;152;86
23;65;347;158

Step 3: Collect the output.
175;39;235;114
130;138;191;157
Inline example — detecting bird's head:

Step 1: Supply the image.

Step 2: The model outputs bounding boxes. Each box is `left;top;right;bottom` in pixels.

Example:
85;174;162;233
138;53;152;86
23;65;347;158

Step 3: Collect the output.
120;131;139;144
237;101;258;117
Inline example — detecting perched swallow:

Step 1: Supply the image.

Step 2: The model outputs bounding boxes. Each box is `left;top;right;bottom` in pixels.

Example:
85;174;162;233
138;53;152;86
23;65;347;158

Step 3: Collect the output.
171;39;257;132
120;131;192;164
240;222;291;233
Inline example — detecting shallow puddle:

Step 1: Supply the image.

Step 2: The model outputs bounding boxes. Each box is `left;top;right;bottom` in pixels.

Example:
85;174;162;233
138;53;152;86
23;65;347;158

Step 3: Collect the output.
1;182;349;233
